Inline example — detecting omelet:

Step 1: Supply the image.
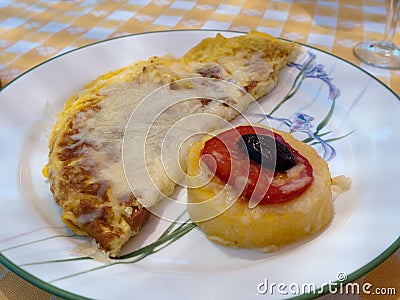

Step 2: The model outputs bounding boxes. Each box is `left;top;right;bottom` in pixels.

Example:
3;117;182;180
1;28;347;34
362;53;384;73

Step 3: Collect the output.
45;31;299;257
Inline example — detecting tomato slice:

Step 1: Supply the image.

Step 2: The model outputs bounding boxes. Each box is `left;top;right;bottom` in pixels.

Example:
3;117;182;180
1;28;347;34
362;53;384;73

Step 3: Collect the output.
200;126;313;205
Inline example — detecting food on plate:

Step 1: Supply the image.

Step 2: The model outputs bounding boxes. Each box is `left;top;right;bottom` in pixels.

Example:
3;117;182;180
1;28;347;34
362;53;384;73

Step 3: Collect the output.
187;125;350;251
44;31;299;257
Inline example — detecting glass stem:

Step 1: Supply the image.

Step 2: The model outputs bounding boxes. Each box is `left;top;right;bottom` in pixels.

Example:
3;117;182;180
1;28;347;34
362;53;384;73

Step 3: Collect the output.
382;0;400;43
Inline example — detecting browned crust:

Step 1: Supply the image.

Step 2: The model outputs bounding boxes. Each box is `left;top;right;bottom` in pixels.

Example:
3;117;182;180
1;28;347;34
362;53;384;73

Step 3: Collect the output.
48;105;148;256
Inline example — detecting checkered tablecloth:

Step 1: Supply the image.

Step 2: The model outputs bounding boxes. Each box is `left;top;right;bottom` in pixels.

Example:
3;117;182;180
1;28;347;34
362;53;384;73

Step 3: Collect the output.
1;0;399;93
0;0;399;299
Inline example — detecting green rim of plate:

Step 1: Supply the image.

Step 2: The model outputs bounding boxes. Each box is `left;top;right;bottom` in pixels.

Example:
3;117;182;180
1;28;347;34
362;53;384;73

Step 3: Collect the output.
0;29;399;300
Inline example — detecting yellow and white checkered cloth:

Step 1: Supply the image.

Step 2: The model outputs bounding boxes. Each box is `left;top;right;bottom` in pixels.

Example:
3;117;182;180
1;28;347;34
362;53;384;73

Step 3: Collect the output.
0;1;399;299
0;0;399;93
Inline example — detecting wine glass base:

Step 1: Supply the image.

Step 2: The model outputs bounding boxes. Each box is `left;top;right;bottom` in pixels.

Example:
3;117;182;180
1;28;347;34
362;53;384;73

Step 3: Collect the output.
353;41;400;69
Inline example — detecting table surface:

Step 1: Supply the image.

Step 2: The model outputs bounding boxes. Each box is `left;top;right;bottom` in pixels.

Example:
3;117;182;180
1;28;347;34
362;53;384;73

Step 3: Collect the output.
0;0;399;299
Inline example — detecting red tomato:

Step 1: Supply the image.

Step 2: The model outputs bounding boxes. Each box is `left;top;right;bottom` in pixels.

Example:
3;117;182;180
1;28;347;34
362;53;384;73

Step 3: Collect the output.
201;126;314;205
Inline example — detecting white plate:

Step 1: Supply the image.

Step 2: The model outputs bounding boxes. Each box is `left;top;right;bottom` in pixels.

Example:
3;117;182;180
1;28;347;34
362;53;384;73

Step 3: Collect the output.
0;30;399;300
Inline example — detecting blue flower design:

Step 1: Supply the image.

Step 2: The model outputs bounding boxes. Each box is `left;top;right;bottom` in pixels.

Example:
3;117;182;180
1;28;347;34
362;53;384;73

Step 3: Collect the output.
288;52;340;100
290;113;314;131
261;52;353;162
269;52;341;116
265;113;336;161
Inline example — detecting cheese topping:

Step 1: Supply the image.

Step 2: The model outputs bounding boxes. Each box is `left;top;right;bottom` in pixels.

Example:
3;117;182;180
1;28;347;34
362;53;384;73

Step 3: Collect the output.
57;57;267;210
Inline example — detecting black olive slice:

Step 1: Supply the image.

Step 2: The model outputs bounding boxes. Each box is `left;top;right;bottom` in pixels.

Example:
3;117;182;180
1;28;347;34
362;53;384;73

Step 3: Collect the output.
239;133;297;172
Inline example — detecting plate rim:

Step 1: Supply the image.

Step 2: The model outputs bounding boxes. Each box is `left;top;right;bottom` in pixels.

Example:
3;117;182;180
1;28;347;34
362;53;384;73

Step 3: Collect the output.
2;239;399;300
0;29;399;300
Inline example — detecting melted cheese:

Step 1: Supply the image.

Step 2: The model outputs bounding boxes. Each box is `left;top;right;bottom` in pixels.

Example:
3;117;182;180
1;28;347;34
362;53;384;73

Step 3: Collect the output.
57;47;276;209
331;175;352;200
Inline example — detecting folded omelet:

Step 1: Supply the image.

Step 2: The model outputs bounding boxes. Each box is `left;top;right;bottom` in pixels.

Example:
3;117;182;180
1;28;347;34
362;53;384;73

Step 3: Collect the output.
45;31;299;257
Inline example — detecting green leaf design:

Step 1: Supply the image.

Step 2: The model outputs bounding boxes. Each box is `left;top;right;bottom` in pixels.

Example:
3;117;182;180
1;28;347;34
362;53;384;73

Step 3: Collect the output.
0;233;76;253
116;217;196;260
21;256;89;267
20;210;196;282
269;55;316;115
310;130;355;145
315;97;336;134
302;131;332;143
